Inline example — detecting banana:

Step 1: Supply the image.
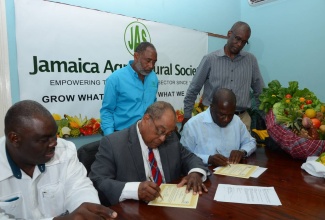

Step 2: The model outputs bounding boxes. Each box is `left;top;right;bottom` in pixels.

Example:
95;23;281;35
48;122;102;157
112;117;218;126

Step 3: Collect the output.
252;129;269;140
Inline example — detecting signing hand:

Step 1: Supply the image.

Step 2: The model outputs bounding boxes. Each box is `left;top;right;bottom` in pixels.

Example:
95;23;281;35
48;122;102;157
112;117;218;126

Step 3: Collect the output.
229;150;245;164
177;172;208;195
208;154;229;167
53;202;117;220
138;181;161;202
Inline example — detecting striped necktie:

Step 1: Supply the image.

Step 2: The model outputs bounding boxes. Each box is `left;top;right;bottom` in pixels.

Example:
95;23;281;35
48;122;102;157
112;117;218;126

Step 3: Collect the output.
148;148;162;186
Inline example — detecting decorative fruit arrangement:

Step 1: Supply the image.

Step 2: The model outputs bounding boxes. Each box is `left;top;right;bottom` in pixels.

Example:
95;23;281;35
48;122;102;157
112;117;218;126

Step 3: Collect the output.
52;113;102;138
259;80;325;140
175;96;208;123
176;109;184;123
192;96;208;116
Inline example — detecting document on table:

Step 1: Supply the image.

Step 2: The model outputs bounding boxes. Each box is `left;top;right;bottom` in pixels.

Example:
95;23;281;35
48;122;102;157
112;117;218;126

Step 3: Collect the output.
213;164;259;178
214;184;282;206
214;165;267;178
148;184;198;209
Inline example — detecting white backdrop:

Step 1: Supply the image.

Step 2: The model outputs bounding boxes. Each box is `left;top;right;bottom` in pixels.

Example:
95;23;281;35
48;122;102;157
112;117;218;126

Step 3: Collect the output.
15;0;207;135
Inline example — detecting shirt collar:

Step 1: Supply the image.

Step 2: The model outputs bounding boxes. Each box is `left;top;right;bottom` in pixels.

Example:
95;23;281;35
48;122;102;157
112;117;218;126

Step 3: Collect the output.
136;120;149;151
202;107;215;124
5;147;46;179
128;60;141;78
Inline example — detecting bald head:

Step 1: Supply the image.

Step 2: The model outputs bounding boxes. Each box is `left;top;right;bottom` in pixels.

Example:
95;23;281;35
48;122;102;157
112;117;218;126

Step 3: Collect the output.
211;88;236;107
210;88;236;127
230;21;251;36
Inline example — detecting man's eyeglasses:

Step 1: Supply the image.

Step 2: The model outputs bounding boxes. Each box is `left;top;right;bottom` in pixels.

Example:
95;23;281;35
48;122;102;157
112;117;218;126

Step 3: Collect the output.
232;32;249;45
149;115;173;138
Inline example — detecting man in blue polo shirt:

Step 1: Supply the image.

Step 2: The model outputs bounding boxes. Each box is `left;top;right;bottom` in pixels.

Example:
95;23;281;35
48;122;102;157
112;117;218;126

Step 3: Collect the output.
100;42;158;135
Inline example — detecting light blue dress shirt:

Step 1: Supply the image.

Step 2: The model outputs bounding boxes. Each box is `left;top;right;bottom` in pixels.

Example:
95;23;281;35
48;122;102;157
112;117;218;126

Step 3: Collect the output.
100;60;158;135
180;108;256;165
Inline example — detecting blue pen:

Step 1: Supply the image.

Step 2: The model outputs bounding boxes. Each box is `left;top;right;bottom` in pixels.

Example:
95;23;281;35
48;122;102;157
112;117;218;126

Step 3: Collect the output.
4;197;19;202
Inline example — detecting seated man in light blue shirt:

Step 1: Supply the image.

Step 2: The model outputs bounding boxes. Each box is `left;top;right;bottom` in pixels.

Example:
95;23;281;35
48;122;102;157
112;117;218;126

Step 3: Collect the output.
180;88;256;167
100;42;158;135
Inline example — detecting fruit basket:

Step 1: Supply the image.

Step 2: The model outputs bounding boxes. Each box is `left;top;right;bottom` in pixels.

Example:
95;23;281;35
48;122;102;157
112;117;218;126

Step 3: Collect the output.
265;110;325;159
260;80;325;159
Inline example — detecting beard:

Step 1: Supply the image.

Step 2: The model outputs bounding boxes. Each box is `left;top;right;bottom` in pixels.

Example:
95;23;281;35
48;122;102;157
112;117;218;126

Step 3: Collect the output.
134;61;151;76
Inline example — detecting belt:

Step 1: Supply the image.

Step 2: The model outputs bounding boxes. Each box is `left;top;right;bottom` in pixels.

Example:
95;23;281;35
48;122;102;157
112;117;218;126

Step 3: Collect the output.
235;110;246;115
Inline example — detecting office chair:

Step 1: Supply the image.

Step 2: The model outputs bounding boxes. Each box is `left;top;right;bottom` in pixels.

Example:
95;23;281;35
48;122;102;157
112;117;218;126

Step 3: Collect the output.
77;140;100;176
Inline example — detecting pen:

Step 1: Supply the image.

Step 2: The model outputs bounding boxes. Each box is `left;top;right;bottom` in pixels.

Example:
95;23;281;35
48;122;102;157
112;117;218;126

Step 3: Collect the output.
149;177;164;200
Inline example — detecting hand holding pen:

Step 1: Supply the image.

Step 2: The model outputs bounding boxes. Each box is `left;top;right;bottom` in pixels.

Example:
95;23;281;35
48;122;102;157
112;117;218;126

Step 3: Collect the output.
138;179;163;202
208;154;229;167
149;177;164;200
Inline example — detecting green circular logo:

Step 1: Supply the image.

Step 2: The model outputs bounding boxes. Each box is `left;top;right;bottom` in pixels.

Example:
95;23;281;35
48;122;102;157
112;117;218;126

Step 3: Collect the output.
124;21;151;56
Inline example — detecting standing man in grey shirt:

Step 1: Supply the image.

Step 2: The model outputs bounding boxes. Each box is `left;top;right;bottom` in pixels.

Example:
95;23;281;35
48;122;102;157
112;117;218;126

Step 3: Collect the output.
181;21;265;132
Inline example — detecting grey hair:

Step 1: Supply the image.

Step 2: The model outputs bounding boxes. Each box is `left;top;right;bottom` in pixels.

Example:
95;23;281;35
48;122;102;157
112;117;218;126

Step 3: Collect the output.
144;101;176;120
135;42;156;54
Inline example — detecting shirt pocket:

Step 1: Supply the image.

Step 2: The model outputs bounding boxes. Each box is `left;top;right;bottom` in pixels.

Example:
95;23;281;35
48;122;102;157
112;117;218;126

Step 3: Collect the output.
0;193;24;219
38;181;65;217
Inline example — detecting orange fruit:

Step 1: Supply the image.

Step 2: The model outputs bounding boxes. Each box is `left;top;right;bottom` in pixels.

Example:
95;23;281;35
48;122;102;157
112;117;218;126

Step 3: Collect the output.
311;118;321;129
305;109;316;119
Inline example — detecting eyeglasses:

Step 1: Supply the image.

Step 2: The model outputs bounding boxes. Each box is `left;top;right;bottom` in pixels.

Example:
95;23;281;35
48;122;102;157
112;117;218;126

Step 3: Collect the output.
149;115;173;138
232;32;249;45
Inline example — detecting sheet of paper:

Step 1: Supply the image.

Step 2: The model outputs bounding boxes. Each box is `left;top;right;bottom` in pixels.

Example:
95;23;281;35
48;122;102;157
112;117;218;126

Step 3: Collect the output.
214;184;282;206
214;166;267;178
250;167;267;178
214;164;259;178
148;184;198;209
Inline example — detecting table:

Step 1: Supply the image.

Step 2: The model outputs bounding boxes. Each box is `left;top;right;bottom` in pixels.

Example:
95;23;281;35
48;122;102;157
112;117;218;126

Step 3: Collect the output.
109;146;325;220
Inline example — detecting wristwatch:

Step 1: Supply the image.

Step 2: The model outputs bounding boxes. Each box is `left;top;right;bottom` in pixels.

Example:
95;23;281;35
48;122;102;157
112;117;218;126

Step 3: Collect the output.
239;149;247;157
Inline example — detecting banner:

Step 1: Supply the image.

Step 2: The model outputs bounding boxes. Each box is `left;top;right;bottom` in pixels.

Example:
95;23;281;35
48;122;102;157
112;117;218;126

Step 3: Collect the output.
15;0;208;137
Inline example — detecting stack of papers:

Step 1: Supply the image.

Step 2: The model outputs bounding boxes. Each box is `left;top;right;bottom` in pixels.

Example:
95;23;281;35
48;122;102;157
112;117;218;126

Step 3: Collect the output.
214;164;267;178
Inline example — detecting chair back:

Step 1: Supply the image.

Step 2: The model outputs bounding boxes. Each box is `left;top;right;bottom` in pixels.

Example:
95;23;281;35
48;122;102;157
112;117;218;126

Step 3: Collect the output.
77;140;100;175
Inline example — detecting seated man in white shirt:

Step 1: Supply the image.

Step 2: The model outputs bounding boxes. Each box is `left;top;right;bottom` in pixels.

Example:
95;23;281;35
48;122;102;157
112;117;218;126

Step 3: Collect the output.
0;100;117;220
180;88;256;167
89;101;208;206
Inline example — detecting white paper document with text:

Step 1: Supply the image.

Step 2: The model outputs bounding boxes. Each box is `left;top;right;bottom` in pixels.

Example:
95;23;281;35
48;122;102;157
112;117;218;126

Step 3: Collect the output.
214;184;282;206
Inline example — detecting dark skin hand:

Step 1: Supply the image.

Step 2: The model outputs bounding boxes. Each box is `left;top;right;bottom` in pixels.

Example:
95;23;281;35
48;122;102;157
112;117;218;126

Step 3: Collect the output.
229;150;245;164
177;172;208;194
53;202;117;220
138;181;162;202
208;154;229;167
208;150;245;167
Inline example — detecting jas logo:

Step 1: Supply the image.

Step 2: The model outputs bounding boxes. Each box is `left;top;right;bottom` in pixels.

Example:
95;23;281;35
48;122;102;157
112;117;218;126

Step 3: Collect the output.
124;21;151;56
